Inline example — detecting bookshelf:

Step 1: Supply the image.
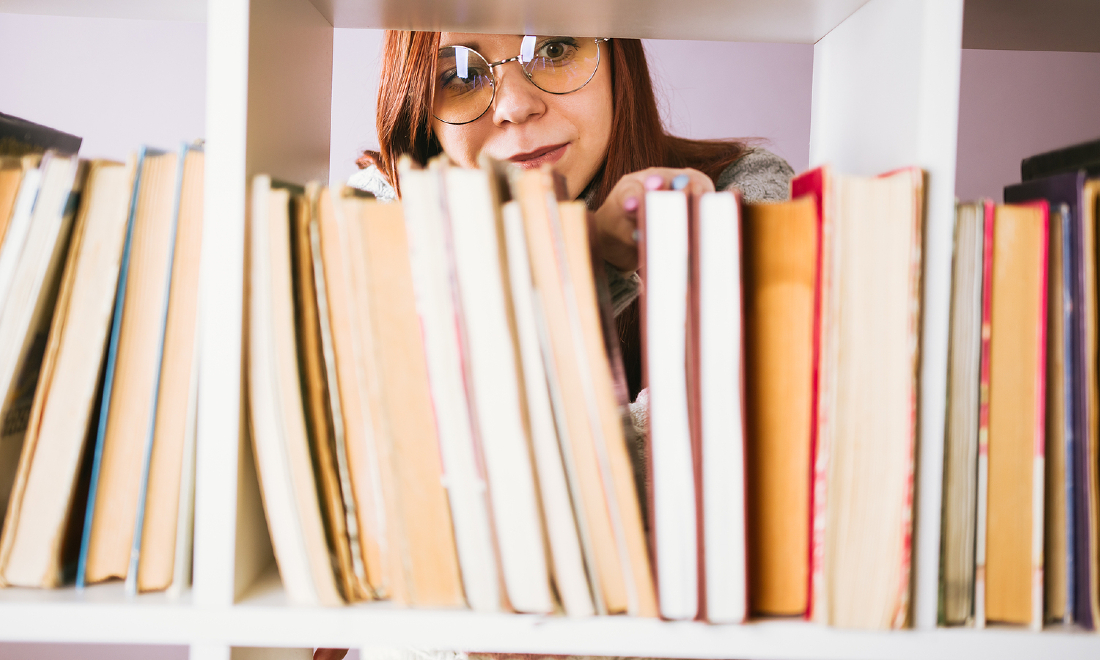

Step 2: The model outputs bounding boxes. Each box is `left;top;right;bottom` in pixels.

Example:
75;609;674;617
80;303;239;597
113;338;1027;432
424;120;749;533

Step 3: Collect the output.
0;0;1098;659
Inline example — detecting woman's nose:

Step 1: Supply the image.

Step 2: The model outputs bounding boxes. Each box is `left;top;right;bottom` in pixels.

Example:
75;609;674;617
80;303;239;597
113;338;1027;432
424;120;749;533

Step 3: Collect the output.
491;64;545;126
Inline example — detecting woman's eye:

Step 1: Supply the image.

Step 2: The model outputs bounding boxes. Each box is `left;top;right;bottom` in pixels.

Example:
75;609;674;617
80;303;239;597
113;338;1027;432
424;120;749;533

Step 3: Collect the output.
537;40;576;62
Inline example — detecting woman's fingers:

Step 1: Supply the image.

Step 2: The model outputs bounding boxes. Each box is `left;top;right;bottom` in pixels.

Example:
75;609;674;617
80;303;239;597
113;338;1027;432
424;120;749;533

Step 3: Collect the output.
593;167;716;273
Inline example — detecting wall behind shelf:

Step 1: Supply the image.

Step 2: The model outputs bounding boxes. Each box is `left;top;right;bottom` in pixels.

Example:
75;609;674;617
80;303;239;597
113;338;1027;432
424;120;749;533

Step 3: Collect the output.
0;13;205;161
329;31;813;186
955;48;1100;202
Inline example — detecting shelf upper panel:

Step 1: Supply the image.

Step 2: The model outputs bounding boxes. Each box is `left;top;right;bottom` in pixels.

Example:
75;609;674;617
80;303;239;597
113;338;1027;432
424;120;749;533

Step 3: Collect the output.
962;0;1100;52
307;0;872;42
0;0;204;22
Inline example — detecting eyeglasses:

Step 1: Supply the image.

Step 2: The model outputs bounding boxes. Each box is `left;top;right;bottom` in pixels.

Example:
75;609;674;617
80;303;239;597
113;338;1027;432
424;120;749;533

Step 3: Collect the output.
433;36;610;125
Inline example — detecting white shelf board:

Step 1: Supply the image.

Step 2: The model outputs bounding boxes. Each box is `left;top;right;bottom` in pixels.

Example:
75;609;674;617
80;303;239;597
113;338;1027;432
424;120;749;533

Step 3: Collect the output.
0;582;199;645
0;0;204;22
201;568;1100;658
307;0;871;43
963;0;1100;52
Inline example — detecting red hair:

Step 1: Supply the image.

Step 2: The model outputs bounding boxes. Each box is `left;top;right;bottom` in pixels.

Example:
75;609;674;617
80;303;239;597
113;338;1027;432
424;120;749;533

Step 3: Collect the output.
373;32;753;395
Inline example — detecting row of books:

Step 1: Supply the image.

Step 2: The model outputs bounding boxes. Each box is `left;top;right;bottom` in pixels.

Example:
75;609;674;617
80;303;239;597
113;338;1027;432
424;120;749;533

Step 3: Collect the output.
940;136;1100;629
0;144;202;595
251;154;927;629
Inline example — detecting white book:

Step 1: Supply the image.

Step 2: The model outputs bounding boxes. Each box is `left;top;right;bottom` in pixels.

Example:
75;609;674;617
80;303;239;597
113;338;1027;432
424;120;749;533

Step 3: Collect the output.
398;160;500;612
501;200;596;616
247;176;341;606
643;189;698;621
444;165;552;614
698;191;747;623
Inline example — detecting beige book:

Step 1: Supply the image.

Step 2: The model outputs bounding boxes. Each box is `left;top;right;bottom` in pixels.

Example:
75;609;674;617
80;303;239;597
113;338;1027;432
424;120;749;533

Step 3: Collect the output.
985;202;1047;627
137;147;204;592
290;187;365;603
318;188;387;598
511;168;636;616
823;168;923;629
742;196;817;616
247;176;342;606
559;199;658;618
0;159;132;587
352;197;465;607
82;151;178;584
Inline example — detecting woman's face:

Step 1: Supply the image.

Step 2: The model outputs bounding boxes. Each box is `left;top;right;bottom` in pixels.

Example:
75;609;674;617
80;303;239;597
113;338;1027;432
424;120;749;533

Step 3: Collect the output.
431;33;614;200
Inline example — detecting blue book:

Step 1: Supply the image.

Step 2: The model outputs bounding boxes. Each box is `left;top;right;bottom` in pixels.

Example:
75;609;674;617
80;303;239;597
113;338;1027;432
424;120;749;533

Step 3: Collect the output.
124;143;193;595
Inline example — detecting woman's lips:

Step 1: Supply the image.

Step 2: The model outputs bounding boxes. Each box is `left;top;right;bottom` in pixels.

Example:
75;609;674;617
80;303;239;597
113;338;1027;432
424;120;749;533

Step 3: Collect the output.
509;143;568;169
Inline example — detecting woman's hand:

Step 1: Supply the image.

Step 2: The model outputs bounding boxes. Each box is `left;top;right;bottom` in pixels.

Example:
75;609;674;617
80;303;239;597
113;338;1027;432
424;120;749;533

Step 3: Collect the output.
593;167;714;273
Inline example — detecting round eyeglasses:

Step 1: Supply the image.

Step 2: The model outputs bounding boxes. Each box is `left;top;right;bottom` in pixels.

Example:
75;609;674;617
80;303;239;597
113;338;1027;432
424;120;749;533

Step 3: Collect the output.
433;36;610;125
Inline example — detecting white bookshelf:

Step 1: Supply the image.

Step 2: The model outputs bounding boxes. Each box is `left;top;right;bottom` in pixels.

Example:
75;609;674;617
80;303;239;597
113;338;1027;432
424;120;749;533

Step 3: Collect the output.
1;0;1099;659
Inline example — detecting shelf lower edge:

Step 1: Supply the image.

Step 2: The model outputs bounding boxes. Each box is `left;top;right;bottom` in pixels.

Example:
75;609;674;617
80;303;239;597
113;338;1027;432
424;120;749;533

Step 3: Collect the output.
0;600;1098;659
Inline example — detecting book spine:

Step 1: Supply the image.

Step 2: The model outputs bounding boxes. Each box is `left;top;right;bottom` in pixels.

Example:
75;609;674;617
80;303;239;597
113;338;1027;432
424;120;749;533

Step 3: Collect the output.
1030;200;1051;629
974;199;995;628
76;147;147;590
1061;203;1077;625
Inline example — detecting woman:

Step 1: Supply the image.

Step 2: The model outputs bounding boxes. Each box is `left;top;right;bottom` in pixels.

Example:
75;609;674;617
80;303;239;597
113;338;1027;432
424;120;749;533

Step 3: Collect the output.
322;30;795;660
351;31;794;405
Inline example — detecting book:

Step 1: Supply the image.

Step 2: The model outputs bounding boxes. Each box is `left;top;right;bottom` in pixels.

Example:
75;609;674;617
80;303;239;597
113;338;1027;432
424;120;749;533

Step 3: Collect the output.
0;157;131;587
442;160;554;613
246;176;342;606
500;198;595;617
318;187;388;599
939;201;987;626
398;159;501;612
1081;179;1100;629
136;144;204;593
558;198;656;620
0;156;44;525
348;193;465;607
1004;172;1090;624
512;167;657;617
816;167;924;629
0;154;82;555
292;184;367;603
791;165;833;624
0;156;39;253
697;191;749;623
742;195;818;617
0;112;81;157
81;148;179;585
641;188;698;621
1022;137;1100;182
983;201;1049;629
975;199;996;628
1043;202;1070;623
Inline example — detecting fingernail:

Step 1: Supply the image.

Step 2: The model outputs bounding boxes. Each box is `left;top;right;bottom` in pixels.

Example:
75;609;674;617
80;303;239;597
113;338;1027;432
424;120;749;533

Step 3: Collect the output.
671;174;690;191
644;175;664;191
632;229;641;242
623;196;639;211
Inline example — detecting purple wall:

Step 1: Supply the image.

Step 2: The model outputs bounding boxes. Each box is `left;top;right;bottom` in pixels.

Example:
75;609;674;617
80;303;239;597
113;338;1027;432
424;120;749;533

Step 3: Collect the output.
0;14;205;161
954;48;1100;202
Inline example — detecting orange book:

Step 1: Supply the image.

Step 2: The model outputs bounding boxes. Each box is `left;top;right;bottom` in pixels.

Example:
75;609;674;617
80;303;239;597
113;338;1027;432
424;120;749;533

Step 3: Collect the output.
742;196;818;616
984;201;1049;628
352;198;465;607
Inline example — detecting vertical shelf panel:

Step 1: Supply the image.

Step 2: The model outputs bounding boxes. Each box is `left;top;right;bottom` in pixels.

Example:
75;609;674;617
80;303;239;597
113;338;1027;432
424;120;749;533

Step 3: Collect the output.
195;0;252;611
807;0;963;630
